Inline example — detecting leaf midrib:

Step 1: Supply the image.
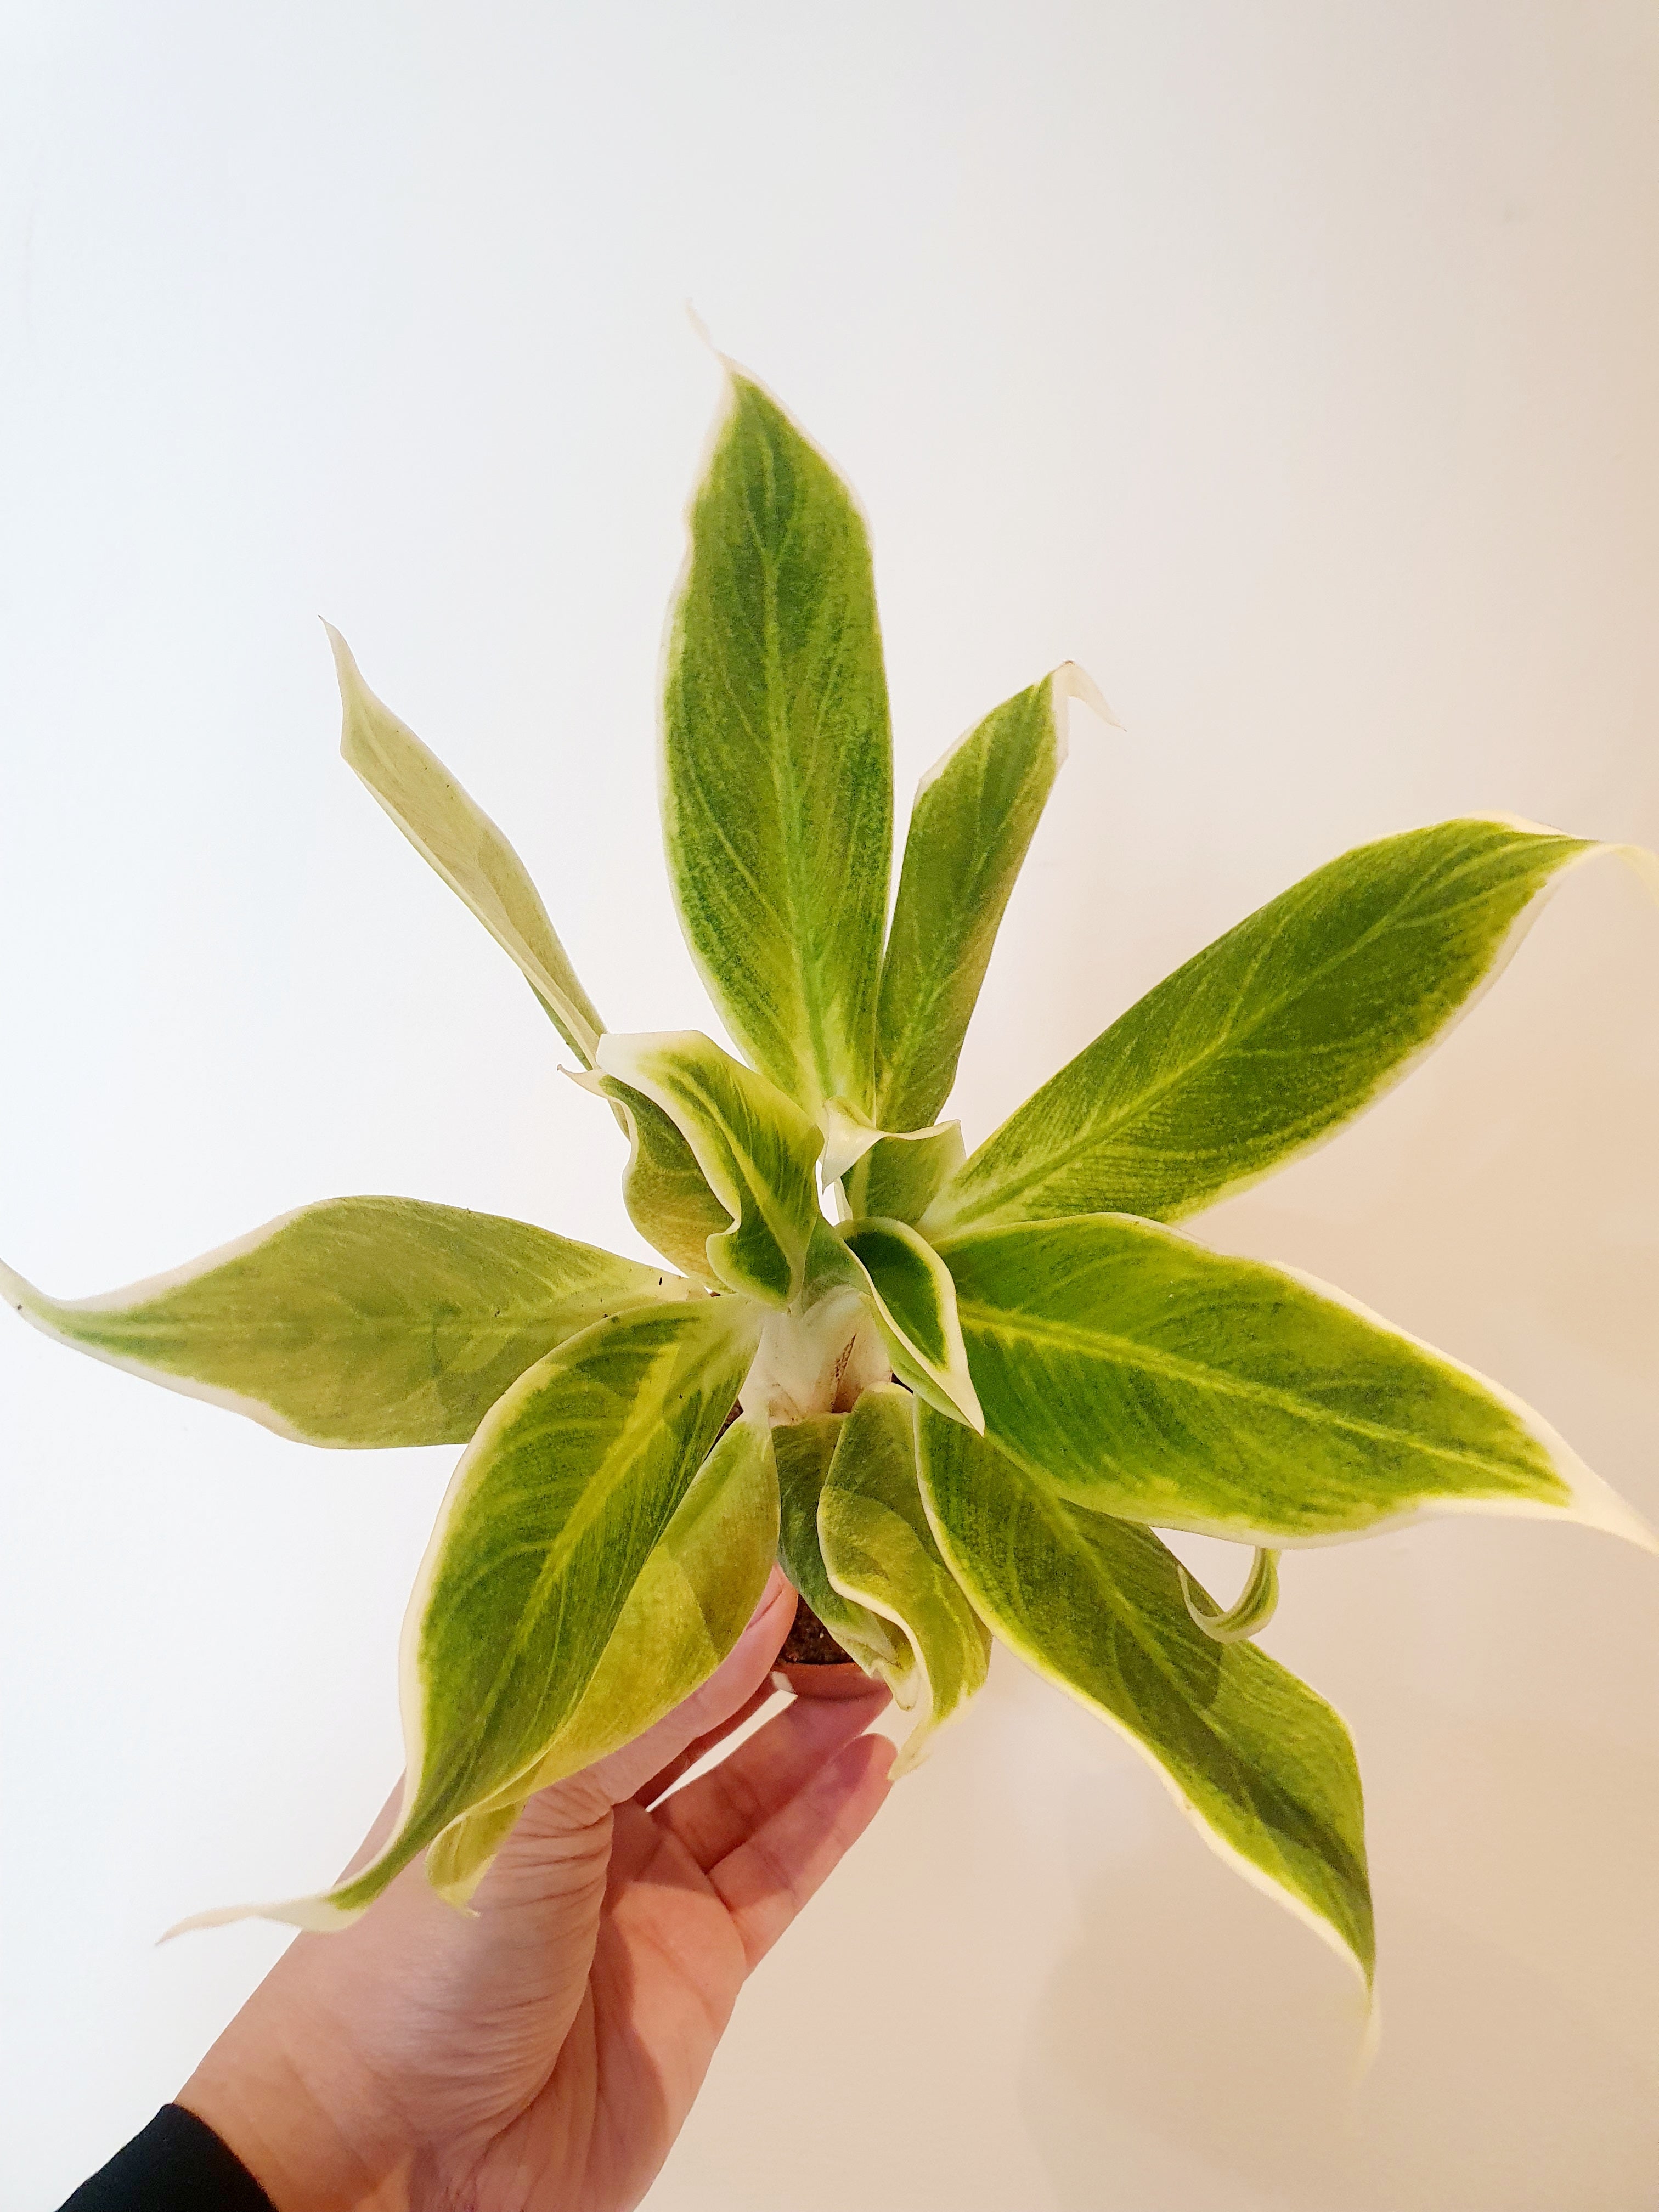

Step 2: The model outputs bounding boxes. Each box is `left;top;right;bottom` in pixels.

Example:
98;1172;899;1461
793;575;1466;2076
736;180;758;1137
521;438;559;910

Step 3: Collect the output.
947;836;1547;1223
424;1312;743;1788
1007;1480;1369;1920
958;1298;1551;1493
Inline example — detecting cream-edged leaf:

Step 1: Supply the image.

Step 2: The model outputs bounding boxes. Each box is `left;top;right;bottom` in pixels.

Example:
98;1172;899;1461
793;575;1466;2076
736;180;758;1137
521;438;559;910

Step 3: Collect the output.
927;820;1642;1236
329;628;603;1063
585;1074;732;1285
876;665;1110;1132
842;1122;966;1228
818;1387;990;1772
839;1217;982;1432
937;1214;1654;1549
426;1413;778;1904
1180;1547;1281;1644
596;1031;825;1308
774;1413;910;1681
916;1406;1373;1984
662;370;892;1116
1;1199;692;1447
172;1296;762;1933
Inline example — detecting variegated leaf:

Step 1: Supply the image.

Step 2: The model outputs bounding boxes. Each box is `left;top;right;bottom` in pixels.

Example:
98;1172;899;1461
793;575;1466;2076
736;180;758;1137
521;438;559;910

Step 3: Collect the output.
875;664;1109;1132
842;1122;966;1228
1181;1548;1281;1644
329;628;603;1063
596;1030;824;1307
173;1295;761;1933
840;1217;981;1431
661;370;892;1116
916;1406;1373;1983
588;1074;732;1284
426;1413;777;1903
818;1386;990;1771
774;1413;910;1681
936;1214;1653;1548
1;1199;691;1447
927;820;1637;1236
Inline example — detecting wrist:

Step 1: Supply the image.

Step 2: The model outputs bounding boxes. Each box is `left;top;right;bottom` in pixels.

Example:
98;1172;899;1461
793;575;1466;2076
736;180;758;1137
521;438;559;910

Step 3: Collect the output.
181;2022;406;2211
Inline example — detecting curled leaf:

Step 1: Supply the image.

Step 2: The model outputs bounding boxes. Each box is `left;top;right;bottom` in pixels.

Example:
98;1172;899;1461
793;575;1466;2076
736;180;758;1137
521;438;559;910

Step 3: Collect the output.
1178;1547;1280;1644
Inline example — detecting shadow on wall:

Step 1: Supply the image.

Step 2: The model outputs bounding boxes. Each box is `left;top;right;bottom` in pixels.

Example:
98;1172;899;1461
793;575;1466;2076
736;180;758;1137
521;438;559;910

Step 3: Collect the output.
1019;1711;1659;2212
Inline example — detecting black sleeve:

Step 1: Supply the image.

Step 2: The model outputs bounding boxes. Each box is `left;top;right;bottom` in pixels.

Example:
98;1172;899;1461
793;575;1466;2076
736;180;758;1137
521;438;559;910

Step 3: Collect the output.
59;2104;277;2211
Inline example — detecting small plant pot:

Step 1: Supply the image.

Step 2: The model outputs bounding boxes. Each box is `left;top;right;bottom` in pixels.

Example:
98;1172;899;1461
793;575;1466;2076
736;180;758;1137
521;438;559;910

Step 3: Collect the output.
772;1591;877;1700
772;1657;879;1700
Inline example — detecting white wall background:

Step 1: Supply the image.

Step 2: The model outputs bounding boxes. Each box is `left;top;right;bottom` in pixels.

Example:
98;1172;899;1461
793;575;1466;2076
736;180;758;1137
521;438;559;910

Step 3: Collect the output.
3;3;1657;2205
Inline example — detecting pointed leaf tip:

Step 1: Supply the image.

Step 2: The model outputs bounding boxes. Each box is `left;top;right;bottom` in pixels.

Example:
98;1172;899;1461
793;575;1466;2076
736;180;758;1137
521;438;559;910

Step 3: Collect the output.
325;628;605;1063
1052;661;1119;732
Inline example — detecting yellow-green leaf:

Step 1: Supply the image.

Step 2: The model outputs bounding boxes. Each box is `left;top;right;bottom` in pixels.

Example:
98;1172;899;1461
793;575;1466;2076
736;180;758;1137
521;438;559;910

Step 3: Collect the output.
840;1217;981;1431
817;1387;990;1772
1180;1548;1281;1644
426;1413;778;1903
927;819;1623;1237
938;1214;1654;1548
916;1406;1373;1984
661;371;892;1116
172;1295;762;1932
843;1121;966;1228
774;1413;908;1681
597;1030;824;1307
329;627;603;1063
876;664;1109;1132
589;1074;732;1285
1;1199;691;1447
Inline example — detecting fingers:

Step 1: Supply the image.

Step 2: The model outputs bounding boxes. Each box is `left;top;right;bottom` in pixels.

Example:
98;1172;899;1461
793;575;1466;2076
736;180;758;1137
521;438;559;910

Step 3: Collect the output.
708;1732;895;1973
652;1685;890;1870
633;1681;776;1810
570;1569;795;1811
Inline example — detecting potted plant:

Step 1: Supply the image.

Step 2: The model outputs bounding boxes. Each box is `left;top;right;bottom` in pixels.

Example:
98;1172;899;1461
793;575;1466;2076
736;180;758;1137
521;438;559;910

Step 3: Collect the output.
5;363;1652;1993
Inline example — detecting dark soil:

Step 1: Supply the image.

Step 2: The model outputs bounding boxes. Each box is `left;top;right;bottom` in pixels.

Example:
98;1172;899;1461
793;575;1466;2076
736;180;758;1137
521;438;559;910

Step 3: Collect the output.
780;1592;855;1665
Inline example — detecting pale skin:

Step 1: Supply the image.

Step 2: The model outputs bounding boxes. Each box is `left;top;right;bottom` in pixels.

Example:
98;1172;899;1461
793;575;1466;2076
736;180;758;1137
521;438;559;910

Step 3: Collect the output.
182;1571;894;2211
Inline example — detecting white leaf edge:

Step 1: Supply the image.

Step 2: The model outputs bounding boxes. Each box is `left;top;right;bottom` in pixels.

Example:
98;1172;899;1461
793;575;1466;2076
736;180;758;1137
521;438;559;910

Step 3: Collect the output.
328;625;602;1065
911;1401;1375;1996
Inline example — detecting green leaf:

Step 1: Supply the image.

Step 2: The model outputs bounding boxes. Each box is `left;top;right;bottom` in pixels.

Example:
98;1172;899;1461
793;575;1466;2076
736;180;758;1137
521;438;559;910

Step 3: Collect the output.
817;1386;990;1773
582;1073;732;1285
875;664;1110;1132
840;1218;982;1431
173;1296;763;1932
936;1214;1654;1548
1179;1548;1280;1644
926;819;1616;1237
426;1412;778;1903
1;1199;692;1447
842;1122;966;1228
596;1030;825;1307
774;1413;910;1679
915;1406;1373;1983
662;370;893;1116
329;628;605;1064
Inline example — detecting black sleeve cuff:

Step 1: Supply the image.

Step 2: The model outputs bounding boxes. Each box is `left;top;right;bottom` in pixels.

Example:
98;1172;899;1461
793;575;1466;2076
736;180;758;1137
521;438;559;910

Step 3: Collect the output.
60;2104;277;2210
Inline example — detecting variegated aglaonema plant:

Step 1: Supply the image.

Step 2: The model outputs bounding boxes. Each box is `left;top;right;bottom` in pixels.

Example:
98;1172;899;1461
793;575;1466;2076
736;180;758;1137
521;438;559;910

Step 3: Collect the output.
7;368;1654;1991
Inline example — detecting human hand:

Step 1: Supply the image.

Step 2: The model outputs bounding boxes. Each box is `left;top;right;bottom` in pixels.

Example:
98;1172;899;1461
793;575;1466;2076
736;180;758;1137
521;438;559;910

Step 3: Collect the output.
180;1570;894;2210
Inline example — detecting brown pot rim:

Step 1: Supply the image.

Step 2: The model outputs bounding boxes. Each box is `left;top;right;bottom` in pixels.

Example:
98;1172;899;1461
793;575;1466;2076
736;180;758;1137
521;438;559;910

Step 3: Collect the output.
771;1658;880;1700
